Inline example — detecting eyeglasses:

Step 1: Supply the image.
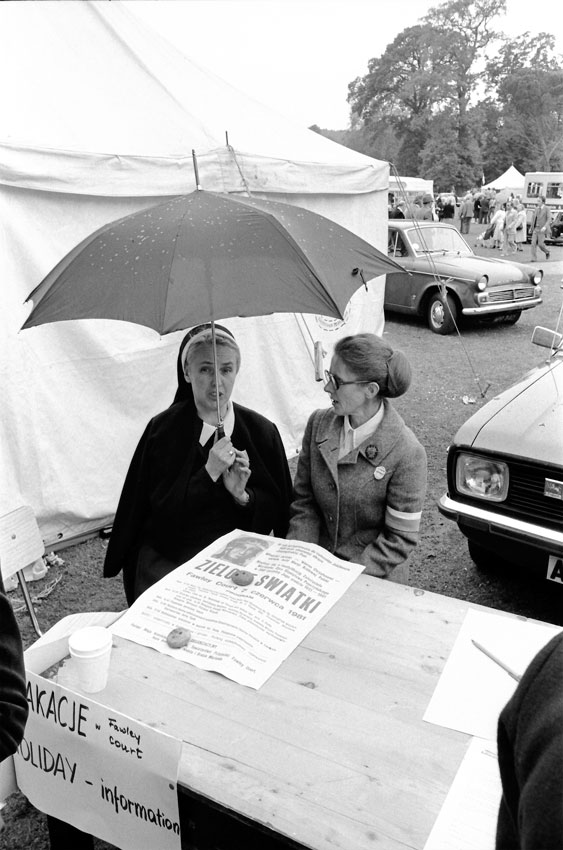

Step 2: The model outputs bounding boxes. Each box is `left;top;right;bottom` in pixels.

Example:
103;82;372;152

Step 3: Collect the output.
324;370;374;390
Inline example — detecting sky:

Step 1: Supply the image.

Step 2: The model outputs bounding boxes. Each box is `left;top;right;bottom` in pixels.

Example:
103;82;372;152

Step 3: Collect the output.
124;0;562;129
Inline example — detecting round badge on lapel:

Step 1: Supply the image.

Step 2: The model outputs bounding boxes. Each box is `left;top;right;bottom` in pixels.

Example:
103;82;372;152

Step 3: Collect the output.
373;466;386;480
365;445;378;460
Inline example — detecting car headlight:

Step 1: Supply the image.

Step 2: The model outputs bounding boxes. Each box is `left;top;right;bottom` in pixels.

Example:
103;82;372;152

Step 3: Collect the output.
532;271;543;285
455;453;509;502
476;275;488;291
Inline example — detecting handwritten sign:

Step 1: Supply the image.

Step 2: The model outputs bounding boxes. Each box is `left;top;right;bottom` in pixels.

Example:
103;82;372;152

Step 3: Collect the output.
14;667;182;850
112;530;364;689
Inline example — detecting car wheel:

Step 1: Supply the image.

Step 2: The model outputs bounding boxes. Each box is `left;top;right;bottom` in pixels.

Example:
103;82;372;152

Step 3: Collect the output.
427;292;458;334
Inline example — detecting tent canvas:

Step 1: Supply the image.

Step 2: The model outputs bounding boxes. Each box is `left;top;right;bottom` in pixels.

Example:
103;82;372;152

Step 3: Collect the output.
389;176;434;199
1;1;391;547
482;164;525;193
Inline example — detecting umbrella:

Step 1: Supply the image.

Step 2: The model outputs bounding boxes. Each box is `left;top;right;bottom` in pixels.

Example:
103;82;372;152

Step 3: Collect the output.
22;190;405;426
22;190;404;333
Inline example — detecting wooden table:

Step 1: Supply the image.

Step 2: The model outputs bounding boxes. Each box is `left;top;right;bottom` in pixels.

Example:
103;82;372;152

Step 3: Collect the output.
85;576;510;850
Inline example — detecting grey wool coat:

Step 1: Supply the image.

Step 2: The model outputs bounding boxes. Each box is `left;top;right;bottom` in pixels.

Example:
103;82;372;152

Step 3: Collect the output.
287;401;427;581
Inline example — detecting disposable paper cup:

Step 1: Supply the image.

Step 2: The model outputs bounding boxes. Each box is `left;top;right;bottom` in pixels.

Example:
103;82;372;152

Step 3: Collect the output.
68;626;113;693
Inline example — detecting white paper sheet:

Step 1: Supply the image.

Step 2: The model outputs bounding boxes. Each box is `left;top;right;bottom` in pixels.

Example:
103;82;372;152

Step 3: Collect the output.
424;737;500;850
111;530;364;689
424;608;560;739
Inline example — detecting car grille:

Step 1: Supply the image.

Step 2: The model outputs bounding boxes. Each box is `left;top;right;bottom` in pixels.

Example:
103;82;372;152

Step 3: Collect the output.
508;460;563;528
488;286;536;303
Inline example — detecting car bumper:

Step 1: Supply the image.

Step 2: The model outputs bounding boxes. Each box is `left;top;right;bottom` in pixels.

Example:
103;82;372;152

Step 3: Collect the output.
461;297;542;317
437;493;563;553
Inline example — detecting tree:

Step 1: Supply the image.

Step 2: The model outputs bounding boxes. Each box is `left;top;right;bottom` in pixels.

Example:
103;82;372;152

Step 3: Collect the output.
499;70;563;170
421;0;506;150
419;110;482;191
484;33;563;170
347;0;506;177
486;32;562;88
347;24;443;172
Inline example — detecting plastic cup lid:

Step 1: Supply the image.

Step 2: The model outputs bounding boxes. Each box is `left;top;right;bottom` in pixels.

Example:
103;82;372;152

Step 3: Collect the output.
68;626;112;656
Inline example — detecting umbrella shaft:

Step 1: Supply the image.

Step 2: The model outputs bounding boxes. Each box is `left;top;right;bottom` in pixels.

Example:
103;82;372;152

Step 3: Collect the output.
211;321;224;433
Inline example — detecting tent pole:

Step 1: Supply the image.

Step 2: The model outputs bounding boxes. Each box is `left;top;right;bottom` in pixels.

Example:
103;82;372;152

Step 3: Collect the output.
192;149;202;190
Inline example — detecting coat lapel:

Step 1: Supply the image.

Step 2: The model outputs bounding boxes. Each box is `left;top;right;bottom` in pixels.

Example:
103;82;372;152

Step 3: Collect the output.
314;402;404;480
316;411;342;483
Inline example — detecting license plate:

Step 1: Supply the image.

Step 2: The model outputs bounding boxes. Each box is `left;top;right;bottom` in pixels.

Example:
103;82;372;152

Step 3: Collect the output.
546;555;563;583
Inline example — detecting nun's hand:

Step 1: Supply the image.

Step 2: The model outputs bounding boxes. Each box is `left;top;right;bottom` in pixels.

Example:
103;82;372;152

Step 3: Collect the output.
222;449;251;504
205;436;236;481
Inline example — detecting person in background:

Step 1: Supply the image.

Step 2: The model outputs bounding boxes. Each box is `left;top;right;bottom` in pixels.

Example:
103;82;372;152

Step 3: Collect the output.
389;201;406;219
459;193;474;234
104;323;292;604
530;195;551;262
490;203;506;250
441;194;456;221
503;201;518;255
514;203;527;252
496;630;563;849
0;573;28;834
415;194;434;220
479;193;490;224
287;334;427;584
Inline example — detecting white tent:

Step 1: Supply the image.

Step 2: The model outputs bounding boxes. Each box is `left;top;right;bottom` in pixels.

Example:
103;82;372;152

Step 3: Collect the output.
482;165;525;194
1;1;390;547
389;176;434;201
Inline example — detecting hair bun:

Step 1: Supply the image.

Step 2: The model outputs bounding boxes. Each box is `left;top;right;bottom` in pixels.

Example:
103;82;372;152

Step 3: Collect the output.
384;349;412;398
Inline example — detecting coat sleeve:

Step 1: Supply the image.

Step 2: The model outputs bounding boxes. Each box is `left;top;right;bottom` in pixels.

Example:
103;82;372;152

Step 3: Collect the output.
496;632;563;849
263;423;293;539
0;576;29;762
238;416;292;539
286;412;323;544
358;437;427;580
103;421;153;581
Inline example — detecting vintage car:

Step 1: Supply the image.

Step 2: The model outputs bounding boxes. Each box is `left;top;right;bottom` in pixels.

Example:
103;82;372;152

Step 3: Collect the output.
438;325;563;582
386;221;543;334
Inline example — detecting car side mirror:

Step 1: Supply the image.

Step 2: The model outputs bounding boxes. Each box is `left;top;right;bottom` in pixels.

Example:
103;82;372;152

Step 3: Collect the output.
532;326;563;351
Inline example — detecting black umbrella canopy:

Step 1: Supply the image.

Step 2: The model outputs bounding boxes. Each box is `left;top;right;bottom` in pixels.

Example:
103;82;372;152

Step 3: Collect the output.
22;190;405;333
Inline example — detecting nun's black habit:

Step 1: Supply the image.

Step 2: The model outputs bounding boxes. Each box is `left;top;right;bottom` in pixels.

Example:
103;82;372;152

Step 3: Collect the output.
104;327;292;604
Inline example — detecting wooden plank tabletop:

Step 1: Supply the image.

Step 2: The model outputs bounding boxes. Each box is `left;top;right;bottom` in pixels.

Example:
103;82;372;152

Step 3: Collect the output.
87;578;507;849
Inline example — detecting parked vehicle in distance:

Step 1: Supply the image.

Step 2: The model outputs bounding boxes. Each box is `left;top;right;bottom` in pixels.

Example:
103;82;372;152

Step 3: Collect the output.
386;221;543;334
438;324;563;582
523;171;563;243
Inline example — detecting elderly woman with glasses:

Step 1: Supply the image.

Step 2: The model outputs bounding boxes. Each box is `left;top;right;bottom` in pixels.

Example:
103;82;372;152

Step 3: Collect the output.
104;323;292;604
287;333;427;583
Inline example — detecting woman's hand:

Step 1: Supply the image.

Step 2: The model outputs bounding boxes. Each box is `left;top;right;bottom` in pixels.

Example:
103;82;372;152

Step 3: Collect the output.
205;435;237;481
222;449;251;504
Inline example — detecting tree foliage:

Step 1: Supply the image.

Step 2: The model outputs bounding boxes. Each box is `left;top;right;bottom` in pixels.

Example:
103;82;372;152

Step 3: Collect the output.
499;70;563;169
339;0;563;190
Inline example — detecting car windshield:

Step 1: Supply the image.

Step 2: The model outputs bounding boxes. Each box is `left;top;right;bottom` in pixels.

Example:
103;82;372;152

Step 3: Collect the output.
406;226;471;256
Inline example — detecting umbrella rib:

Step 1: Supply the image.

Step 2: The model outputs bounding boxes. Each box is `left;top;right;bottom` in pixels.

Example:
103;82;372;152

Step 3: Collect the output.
160;201;197;333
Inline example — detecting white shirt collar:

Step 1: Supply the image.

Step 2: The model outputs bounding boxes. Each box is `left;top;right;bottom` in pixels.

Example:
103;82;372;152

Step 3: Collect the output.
199;402;235;445
340;404;384;456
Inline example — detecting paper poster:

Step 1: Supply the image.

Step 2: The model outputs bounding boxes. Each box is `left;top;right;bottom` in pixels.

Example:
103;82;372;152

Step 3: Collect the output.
111;530;364;689
14;668;182;850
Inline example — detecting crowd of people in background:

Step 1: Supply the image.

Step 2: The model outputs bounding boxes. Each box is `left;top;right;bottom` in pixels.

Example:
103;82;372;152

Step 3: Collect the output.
388;186;555;258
